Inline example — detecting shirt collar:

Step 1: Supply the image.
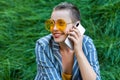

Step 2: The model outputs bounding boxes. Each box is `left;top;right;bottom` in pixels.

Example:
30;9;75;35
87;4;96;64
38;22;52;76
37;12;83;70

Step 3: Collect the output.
51;37;80;79
51;39;62;72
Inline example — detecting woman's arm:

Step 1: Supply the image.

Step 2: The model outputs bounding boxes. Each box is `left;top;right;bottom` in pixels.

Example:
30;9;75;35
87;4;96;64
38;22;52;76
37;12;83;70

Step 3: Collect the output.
75;37;101;80
68;27;101;80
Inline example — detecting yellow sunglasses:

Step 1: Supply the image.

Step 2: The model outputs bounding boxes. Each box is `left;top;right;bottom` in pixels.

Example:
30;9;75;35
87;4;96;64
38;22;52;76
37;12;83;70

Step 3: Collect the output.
45;19;72;32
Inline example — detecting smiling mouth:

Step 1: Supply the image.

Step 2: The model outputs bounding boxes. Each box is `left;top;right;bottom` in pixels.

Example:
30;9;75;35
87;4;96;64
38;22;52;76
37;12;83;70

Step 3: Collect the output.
53;33;61;38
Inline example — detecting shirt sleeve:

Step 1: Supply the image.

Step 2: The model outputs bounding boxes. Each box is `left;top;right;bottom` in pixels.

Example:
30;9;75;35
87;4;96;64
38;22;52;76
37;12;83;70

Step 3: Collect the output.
34;42;61;80
84;37;101;80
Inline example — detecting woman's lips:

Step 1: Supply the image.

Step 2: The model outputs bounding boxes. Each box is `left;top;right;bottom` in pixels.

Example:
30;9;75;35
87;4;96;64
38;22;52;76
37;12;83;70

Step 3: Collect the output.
53;33;61;38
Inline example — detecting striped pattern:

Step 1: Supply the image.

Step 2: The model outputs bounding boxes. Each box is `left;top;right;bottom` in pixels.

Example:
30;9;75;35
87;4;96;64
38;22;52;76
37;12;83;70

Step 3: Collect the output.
35;34;101;80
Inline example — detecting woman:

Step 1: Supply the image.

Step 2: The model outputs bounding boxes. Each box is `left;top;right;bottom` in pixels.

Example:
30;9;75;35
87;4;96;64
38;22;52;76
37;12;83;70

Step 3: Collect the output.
35;2;101;80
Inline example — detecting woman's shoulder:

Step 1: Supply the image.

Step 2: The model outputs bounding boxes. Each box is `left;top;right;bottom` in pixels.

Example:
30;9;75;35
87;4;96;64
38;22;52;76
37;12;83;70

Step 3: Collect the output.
82;35;97;56
83;35;93;43
36;34;53;46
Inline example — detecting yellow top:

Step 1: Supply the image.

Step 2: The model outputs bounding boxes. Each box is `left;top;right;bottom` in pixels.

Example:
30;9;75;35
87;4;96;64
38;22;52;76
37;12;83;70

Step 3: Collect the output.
62;73;72;80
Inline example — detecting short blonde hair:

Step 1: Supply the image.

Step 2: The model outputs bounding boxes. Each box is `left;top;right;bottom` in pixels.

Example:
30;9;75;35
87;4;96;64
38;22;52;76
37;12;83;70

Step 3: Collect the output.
53;2;80;23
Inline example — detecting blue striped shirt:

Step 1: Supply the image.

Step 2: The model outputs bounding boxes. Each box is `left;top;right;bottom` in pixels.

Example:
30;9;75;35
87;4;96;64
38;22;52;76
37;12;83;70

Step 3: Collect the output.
35;34;101;80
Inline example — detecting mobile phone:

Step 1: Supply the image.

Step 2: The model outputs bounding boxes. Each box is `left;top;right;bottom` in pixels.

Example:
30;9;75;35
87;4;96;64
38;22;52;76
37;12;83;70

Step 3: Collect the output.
64;23;85;50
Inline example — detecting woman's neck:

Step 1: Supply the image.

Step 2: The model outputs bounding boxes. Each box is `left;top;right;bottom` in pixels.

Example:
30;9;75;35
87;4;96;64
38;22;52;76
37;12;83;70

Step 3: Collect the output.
59;42;74;55
59;42;69;50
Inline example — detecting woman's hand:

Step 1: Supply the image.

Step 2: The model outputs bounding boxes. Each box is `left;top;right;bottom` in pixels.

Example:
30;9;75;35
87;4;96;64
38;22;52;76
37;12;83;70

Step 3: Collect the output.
67;26;83;53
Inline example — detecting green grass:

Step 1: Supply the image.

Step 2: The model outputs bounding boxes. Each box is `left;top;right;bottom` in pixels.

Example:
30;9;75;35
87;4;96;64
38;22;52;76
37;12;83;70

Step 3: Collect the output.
0;0;120;80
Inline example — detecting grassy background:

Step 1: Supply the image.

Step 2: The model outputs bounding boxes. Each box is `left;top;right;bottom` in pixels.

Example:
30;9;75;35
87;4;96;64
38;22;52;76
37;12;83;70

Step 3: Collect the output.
0;0;120;80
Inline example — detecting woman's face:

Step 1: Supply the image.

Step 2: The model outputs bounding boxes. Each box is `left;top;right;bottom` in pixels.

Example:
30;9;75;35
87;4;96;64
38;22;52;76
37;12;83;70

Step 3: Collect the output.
50;10;73;43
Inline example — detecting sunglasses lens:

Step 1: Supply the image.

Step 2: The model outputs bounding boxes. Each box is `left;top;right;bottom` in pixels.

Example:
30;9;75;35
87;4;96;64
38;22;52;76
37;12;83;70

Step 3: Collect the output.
45;19;67;32
45;19;54;31
56;19;66;31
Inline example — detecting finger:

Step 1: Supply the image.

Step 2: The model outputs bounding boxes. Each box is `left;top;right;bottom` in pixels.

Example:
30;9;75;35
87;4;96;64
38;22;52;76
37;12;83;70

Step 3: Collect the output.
73;27;81;37
68;31;78;39
68;34;76;42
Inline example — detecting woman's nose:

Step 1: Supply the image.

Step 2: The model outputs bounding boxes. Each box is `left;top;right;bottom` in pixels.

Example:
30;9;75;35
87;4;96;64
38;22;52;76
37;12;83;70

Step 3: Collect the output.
53;25;58;30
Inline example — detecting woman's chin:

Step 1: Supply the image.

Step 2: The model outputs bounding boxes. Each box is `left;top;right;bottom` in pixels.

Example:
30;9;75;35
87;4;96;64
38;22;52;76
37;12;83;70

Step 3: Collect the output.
54;37;66;43
54;39;63;43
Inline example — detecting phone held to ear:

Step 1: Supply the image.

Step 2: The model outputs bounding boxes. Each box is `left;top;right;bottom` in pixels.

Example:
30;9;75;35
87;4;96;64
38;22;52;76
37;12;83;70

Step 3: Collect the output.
64;23;85;50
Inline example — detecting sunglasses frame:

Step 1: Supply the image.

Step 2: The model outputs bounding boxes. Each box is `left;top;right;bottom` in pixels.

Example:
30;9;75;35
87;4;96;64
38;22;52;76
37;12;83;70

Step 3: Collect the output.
45;19;72;32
